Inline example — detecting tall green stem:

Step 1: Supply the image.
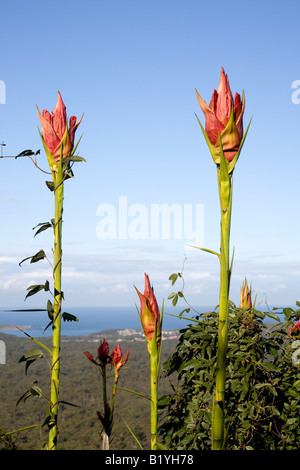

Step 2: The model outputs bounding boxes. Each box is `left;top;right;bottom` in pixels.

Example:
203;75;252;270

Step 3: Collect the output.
211;167;232;450
48;165;64;450
149;343;160;450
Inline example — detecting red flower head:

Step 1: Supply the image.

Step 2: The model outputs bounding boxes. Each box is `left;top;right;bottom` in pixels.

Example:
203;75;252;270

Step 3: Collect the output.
135;273;161;347
84;338;110;366
37;91;82;166
110;344;129;372
196;67;245;164
97;339;110;362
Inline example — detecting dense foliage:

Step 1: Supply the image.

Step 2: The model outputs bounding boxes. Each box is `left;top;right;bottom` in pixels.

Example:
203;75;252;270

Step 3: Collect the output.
158;303;300;450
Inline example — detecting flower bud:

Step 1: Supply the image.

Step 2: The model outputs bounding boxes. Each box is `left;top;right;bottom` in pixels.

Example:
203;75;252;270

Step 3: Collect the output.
196;67;245;164
240;278;252;309
135;273;161;347
84;338;110;366
37;91;82;169
97;339;110;362
110;344;129;372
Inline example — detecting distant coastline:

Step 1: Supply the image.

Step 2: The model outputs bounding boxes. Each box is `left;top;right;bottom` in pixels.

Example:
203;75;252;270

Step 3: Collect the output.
0;324;31;331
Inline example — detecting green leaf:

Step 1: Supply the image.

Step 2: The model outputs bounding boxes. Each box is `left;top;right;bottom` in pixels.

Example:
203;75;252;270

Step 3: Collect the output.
169;273;179;285
121;417;144;450
59;400;80;408
32;222;52;237
265;311;280;322
218;137;231;209
25;282;49;300
179;308;191;316
16;382;45;407
62;312;79;322
19;249;46;266
282;307;294;321
227;115;252;174
46;181;55;191
65;155;87;164
195;113;220;165
168;292;176;300
188;245;221;261
19;348;45;374
47;300;54;319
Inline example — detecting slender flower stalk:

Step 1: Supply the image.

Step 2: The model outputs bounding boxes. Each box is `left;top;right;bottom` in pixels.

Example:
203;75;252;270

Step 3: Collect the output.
135;273;163;450
37;91;83;450
212;160;232;450
48;159;64;449
196;68;251;450
84;340;129;450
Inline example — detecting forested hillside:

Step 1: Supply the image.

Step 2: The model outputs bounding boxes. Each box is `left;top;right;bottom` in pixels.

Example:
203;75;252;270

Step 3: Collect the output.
0;330;179;450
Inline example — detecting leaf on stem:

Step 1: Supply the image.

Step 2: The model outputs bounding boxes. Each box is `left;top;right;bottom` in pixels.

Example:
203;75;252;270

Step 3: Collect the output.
24;282;50;300
169;273;181;285
16;381;45;407
19;250;47;266
62;312;79;322
32;222;53;237
188;245;221;262
19;348;45;375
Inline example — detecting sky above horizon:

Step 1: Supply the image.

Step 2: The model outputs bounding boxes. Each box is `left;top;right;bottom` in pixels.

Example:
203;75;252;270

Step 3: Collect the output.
1;0;300;318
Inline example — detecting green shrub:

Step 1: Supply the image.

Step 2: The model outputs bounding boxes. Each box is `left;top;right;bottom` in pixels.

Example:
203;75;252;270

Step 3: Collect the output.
159;303;300;450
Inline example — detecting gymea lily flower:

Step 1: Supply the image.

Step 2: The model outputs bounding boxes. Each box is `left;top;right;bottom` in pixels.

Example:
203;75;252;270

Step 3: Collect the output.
134;273;164;450
135;273;161;348
36;91;82;170
84;338;111;366
196;67;246;168
195;67;251;450
110;344;130;372
240;278;252;309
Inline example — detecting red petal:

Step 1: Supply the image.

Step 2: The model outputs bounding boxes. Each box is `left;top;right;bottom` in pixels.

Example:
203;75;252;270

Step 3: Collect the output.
208;89;218;113
205;112;225;146
135;286;146;316
233;92;245;138
111;344;122;367
215;67;233;127
144;273;160;321
97;339;109;360
196;89;224;145
52;91;67;140
37;105;60;153
123;349;130;366
84;351;95;363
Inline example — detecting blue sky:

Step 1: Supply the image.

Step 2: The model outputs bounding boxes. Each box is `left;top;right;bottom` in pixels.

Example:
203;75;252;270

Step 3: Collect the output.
1;0;300;313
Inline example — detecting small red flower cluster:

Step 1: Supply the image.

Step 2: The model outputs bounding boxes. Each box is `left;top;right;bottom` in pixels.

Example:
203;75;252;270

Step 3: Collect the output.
84;338;129;371
288;320;300;338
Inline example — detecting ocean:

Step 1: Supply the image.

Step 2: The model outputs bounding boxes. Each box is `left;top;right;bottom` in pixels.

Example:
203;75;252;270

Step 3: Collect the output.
0;304;284;338
0;305;204;338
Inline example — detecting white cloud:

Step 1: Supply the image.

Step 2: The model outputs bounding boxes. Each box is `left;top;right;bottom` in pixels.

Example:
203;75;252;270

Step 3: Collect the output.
0;250;300;308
